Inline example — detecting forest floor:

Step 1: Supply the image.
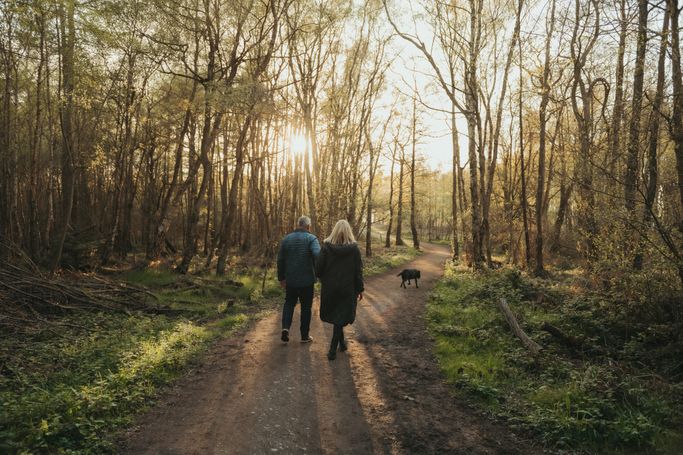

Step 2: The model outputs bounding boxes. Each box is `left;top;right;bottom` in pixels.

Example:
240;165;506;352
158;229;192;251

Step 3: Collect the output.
428;261;683;454
0;245;420;453
120;243;544;455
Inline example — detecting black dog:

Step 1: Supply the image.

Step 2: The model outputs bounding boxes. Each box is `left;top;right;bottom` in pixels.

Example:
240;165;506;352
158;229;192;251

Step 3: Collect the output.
397;269;421;288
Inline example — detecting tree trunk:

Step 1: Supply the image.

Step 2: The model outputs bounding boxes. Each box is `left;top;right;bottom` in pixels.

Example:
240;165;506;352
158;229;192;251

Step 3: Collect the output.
146;80;198;260
50;0;77;272
451;106;460;260
385;143;396;248
635;6;669;269
608;0;627;175
519;39;531;270
534;0;556;276
28;10;46;258
458;148;468;251
410;96;420;250
365;132;376;257
216;114;252;275
0;17;10;260
395;147;405;246
624;0;648;222
483;0;522;267
0;25;12;259
466;0;483;268
502;150;514;263
177;107;222;274
364;109;387;256
668;0;683;233
552;176;573;252
204;142;216;258
570;0;600;259
304;129;317;234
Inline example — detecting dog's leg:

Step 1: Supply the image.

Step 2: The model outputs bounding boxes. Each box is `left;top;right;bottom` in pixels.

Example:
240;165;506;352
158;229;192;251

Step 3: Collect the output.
416;279;419;288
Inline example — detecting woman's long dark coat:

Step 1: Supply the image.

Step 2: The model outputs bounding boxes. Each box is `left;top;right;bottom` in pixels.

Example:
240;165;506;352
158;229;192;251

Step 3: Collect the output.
315;242;364;326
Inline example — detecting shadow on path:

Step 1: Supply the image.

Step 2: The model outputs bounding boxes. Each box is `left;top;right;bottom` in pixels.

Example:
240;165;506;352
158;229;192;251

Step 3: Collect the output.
121;243;545;455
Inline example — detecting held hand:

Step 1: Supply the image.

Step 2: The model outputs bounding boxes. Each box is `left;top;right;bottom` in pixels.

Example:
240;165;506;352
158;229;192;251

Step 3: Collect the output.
279;280;286;289
358;292;363;301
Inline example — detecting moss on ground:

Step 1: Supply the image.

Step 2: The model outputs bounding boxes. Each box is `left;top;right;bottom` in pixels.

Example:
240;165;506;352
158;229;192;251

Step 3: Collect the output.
0;244;420;454
427;263;683;453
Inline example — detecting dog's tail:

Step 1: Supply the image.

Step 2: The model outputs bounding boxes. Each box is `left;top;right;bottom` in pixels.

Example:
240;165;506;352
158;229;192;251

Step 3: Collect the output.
397;272;402;276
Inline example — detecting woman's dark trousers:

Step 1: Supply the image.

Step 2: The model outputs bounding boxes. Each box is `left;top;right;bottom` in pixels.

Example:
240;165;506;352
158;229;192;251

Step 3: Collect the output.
329;324;345;352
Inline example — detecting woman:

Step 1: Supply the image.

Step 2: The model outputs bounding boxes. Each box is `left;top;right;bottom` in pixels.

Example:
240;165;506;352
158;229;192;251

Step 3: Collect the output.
315;220;364;360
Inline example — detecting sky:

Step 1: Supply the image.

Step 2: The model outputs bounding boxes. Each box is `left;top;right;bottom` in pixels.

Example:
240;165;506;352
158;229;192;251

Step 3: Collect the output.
375;1;477;172
375;0;572;172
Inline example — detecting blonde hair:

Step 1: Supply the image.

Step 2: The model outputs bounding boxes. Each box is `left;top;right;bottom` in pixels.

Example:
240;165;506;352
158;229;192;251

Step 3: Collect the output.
325;219;356;245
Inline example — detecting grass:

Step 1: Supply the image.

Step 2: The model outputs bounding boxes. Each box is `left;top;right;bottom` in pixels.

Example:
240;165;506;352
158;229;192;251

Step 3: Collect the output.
363;243;422;276
427;263;683;453
427;238;451;246
0;244;419;454
0;265;279;454
0;314;242;454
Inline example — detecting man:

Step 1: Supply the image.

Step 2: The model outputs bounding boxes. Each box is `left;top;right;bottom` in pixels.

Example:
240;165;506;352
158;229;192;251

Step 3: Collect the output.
277;215;321;343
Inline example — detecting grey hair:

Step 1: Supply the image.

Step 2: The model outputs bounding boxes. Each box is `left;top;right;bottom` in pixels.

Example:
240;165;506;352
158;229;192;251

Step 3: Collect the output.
298;216;312;227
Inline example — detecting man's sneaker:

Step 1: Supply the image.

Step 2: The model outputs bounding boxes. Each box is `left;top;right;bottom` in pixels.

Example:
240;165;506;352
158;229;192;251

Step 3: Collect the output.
281;329;289;342
300;336;313;343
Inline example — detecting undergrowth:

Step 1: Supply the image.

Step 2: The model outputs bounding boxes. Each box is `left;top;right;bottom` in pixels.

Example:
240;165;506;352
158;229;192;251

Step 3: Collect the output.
0;266;278;454
363;244;421;276
427;263;683;453
0;244;417;454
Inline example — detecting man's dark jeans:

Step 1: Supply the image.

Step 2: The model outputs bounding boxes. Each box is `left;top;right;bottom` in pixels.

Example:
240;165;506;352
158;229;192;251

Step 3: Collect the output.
282;285;314;339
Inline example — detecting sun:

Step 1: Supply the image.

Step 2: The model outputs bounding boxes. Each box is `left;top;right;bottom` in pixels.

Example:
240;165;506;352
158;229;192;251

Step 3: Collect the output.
289;131;310;155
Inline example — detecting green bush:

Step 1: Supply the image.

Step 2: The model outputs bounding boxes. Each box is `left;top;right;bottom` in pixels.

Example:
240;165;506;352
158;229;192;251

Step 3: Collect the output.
1;245;421;453
0;265;277;454
363;245;421;276
0;311;254;454
427;264;683;452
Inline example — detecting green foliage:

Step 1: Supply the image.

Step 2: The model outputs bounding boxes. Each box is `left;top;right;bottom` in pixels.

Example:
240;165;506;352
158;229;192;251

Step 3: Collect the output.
427;263;683;452
1;315;205;453
120;268;178;287
588;220;683;325
363;245;422;276
0;267;277;454
0;244;415;453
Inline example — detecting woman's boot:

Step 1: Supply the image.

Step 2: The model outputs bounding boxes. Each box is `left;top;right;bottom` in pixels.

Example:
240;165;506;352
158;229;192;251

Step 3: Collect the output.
328;325;340;360
339;327;347;352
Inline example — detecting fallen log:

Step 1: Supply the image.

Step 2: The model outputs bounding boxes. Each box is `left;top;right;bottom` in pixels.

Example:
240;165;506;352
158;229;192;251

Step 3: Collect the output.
0;257;156;334
540;321;582;347
540;321;605;355
497;298;542;354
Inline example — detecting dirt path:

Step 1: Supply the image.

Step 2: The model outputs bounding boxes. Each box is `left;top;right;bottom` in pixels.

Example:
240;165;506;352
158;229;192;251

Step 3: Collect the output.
121;244;544;454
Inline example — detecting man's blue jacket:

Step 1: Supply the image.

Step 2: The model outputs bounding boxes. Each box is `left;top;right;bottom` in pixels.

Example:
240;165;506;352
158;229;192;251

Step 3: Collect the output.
277;229;321;288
